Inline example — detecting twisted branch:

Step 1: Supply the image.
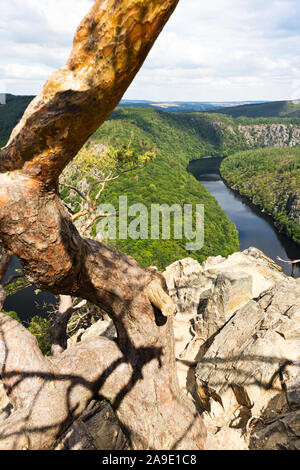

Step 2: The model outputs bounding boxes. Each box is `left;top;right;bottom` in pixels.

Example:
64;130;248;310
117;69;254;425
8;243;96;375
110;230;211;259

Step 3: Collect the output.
0;0;206;450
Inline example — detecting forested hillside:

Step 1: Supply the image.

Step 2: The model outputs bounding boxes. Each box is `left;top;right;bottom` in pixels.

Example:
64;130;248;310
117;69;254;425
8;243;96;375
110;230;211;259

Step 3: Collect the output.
212;99;300;119
3;97;300;266
119;99;264;113
63;107;241;269
0;94;34;147
220;147;300;245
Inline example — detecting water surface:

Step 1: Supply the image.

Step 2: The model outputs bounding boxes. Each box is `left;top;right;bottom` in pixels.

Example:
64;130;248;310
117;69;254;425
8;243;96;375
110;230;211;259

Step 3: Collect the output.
189;157;300;278
3;156;300;321
3;256;57;322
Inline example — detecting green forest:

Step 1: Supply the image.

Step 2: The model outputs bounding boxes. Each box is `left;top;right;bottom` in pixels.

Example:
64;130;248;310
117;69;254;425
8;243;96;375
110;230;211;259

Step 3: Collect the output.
1;96;300;351
0;94;34;147
62;107;242;270
3;97;300;270
220;147;300;244
210;99;300;119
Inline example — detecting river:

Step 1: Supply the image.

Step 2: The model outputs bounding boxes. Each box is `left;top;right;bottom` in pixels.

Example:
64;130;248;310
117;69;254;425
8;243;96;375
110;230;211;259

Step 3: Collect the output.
188;156;300;278
3;256;57;322
3;156;300;320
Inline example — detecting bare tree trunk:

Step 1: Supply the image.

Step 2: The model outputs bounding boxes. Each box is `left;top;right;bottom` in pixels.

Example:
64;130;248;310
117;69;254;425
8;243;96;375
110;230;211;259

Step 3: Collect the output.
0;249;13;309
0;0;206;450
0;251;12;281
0;288;5;311
276;256;300;278
51;295;74;357
51;295;88;356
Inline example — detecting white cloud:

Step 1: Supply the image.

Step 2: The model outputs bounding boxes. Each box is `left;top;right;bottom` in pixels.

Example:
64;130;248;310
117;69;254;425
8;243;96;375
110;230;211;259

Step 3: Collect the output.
0;0;93;94
1;0;299;100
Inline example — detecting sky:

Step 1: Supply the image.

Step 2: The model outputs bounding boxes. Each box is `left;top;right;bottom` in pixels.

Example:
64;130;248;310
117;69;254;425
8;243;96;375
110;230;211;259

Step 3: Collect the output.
1;0;300;102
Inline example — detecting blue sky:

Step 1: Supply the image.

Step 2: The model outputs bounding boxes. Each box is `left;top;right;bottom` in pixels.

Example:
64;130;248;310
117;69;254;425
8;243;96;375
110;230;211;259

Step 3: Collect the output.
1;0;300;101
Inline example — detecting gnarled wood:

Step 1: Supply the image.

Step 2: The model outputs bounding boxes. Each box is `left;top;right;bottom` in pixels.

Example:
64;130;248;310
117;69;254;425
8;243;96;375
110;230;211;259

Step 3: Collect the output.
146;279;177;317
0;313;131;450
51;295;75;357
0;248;13;310
0;312;205;450
0;0;206;450
0;0;178;184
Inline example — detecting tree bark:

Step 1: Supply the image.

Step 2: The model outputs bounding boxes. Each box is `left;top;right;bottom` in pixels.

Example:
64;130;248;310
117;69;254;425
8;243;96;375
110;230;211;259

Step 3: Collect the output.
0;249;13;309
51;295;75;357
0;0;206;450
0;250;12;281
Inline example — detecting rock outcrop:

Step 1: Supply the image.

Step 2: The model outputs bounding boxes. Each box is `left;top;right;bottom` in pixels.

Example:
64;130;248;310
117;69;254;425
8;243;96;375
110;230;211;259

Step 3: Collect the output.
67;316;116;348
164;248;299;450
195;277;300;449
53;400;129;450
286;194;300;225
1;247;298;450
164;248;286;393
200;270;253;339
238;123;300;148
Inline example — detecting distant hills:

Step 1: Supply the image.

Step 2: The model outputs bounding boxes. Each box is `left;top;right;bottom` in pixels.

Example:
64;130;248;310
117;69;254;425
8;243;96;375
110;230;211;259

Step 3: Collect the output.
0;95;264;147
1;94;300;150
210;100;300;119
119;99;265;113
1;95;300;264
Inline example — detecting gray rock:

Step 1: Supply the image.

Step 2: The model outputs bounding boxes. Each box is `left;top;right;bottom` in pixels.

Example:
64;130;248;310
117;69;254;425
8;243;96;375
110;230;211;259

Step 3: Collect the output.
286;194;300;224
164;249;285;322
68;317;116;348
164;257;209;317
195;277;300;448
54;400;129;450
250;410;300;450
238;123;300;148
163;251;286;396
201;271;253;340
